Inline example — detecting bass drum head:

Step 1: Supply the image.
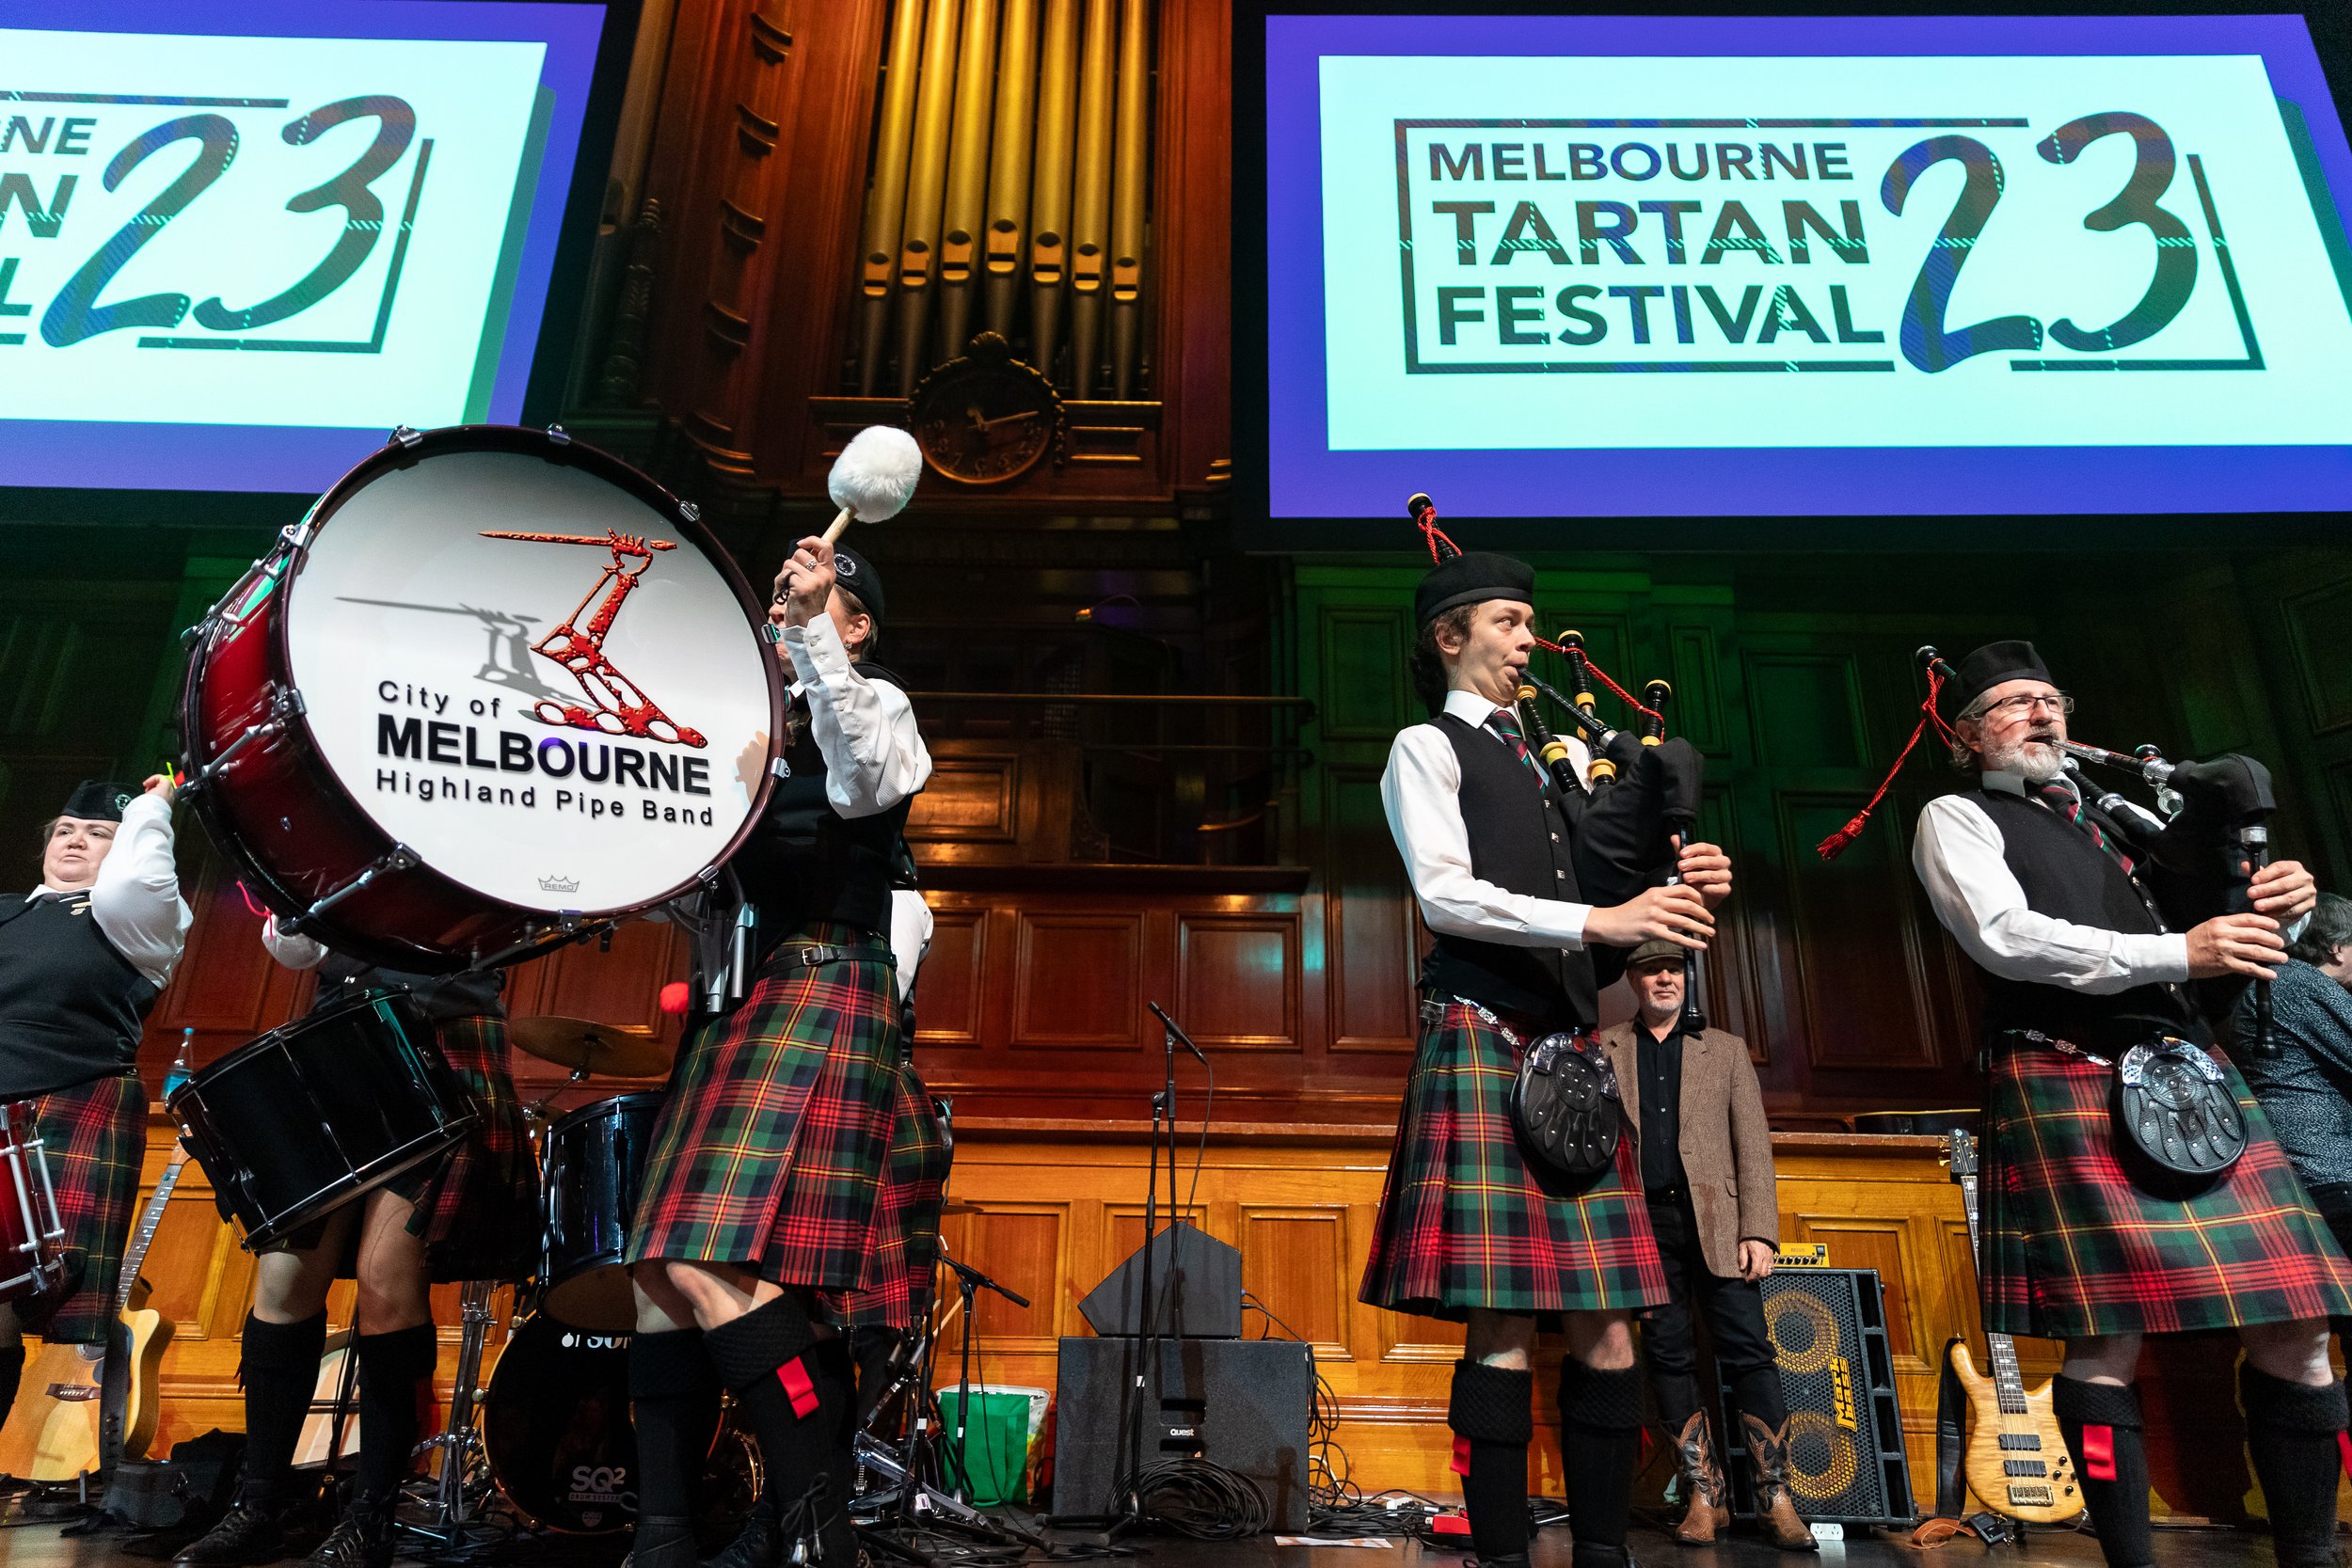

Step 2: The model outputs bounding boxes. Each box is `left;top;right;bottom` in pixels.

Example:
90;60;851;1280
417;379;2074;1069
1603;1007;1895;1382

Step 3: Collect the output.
280;427;778;945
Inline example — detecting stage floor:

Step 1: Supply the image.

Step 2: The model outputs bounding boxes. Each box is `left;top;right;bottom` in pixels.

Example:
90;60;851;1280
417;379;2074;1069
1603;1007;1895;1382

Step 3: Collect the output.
0;1514;2290;1568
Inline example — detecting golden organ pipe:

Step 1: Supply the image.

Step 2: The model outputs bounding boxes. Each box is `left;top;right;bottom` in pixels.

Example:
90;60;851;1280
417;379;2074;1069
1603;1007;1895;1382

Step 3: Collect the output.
894;0;963;393
1108;0;1149;397
982;0;1040;335
937;0;999;360
1028;0;1079;385
856;0;929;395
1067;0;1117;398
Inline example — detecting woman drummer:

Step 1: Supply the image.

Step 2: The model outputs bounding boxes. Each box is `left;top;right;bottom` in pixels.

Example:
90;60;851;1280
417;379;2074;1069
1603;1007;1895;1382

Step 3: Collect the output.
175;929;532;1568
0;778;190;1420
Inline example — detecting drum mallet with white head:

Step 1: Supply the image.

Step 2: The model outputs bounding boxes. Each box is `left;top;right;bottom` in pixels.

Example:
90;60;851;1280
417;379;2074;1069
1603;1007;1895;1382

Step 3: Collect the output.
822;426;923;544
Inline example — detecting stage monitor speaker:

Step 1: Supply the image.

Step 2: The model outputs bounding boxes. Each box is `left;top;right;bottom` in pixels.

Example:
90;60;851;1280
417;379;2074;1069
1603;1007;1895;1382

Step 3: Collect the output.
1076;1221;1242;1338
1719;1266;1915;1528
1051;1336;1312;1531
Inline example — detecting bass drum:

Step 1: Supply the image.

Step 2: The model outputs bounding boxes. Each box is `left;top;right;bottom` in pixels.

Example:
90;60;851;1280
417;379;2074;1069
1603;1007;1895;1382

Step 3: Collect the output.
483;1315;760;1535
0;1100;66;1304
167;990;476;1248
181;425;784;973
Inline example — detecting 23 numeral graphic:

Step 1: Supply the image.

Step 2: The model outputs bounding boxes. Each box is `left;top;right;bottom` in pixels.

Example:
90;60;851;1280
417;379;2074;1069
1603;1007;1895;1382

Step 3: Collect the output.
39;96;418;348
1881;112;2198;372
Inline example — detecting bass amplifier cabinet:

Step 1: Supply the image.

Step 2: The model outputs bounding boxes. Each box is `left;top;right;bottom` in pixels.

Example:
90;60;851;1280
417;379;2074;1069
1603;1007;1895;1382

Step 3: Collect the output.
1719;1266;1915;1527
1051;1337;1312;1531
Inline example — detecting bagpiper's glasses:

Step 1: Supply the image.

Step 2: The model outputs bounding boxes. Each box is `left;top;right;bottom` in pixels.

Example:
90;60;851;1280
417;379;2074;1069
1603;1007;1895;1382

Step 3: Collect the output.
1972;690;2075;721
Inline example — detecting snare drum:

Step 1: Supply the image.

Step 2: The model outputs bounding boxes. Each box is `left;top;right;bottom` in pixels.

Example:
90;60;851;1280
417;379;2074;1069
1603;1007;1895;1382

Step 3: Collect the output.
181;425;783;972
0;1100;67;1304
539;1094;661;1332
168;990;477;1248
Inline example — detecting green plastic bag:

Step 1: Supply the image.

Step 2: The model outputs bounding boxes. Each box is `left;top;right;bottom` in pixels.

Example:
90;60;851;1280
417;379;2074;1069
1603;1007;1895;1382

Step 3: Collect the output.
939;1388;1033;1506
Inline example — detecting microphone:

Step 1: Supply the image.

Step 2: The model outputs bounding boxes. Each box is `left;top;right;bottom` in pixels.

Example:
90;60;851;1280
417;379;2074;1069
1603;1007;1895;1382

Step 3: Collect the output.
1148;999;1209;1065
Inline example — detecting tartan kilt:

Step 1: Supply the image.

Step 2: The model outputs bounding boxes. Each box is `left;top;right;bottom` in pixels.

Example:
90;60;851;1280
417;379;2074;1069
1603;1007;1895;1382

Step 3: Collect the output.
827;1061;950;1332
385;1014;537;1283
1361;1000;1667;1321
627;921;900;1296
11;1072;146;1345
1981;1040;2352;1338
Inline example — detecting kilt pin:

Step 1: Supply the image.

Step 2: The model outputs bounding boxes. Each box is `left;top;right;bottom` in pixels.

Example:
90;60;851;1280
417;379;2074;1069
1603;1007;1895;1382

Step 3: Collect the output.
16;1070;146;1345
1981;1040;2352;1338
1362;1000;1668;1321
385;1013;536;1283
628;920;901;1300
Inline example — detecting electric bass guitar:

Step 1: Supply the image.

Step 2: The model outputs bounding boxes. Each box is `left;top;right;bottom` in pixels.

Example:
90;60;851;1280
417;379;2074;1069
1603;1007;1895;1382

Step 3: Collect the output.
0;1143;190;1481
1944;1130;2082;1525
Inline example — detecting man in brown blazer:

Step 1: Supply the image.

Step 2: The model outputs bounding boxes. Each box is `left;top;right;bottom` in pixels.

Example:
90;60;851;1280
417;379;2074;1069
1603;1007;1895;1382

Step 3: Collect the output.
1598;940;1812;1551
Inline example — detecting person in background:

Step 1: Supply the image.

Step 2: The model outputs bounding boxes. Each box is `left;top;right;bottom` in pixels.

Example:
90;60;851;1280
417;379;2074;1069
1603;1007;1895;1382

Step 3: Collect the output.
1597;941;1808;1550
0;779;188;1419
2235;892;2352;1264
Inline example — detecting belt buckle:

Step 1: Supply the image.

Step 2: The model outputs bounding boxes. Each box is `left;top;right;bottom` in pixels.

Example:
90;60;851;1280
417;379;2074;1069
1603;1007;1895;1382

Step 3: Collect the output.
1419;998;1445;1030
797;943;844;967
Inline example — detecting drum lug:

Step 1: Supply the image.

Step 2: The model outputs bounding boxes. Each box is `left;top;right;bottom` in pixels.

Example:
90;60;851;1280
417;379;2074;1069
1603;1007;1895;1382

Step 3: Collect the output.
288;844;421;932
389;425;424;450
678;501;702;523
188;685;308;792
546;424;572;447
760;622;785;645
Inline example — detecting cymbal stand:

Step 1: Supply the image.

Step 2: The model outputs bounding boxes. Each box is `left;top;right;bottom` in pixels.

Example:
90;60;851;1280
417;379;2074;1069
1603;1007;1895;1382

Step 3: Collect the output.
399;1279;503;1552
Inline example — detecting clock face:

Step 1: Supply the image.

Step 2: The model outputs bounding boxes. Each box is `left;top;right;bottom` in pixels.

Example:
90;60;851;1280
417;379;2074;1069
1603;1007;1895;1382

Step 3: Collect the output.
912;369;1057;484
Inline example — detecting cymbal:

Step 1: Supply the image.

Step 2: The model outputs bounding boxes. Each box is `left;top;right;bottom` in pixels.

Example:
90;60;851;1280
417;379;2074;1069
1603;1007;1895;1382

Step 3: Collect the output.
510;1017;673;1079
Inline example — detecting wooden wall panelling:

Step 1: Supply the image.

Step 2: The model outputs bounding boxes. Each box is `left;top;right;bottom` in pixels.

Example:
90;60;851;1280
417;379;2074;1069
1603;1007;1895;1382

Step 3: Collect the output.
914;900;988;1045
1010;910;1144;1048
1175;911;1298;1050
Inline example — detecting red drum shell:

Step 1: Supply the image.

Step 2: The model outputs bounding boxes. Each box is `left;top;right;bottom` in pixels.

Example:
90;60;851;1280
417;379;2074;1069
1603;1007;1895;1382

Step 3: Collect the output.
180;427;783;973
0;1100;68;1305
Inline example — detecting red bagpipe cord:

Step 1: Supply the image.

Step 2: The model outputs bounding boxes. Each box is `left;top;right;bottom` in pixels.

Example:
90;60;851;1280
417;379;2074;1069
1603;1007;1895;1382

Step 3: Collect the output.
1418;513;1463;564
1817;665;1956;861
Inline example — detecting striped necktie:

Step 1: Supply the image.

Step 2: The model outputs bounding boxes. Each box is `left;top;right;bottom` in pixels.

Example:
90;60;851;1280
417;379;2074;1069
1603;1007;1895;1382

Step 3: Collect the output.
2034;781;2135;874
1485;707;1548;789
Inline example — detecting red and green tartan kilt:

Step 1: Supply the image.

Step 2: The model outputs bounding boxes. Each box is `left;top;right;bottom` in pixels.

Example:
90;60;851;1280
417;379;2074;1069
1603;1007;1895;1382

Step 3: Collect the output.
12;1072;146;1345
1360;1001;1667;1321
385;1014;537;1283
827;1062;950;1332
1981;1041;2352;1338
628;921;900;1297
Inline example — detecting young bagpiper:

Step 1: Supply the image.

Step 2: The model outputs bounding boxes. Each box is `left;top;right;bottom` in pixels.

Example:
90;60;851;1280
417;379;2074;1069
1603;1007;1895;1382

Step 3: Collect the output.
1363;549;1731;1568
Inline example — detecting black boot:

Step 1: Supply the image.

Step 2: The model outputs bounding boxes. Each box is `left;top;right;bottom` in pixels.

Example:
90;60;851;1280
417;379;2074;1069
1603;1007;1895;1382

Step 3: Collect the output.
628;1328;722;1568
177;1311;327;1567
1559;1359;1643;1557
704;1298;857;1567
0;1342;23;1414
171;1503;287;1568
702;1489;780;1568
306;1488;397;1568
2241;1367;2350;1568
1448;1360;1534;1567
2054;1377;2156;1568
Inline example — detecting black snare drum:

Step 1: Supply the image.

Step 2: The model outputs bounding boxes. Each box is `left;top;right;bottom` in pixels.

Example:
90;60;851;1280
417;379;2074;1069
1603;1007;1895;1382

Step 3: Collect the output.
168;990;477;1248
539;1094;661;1331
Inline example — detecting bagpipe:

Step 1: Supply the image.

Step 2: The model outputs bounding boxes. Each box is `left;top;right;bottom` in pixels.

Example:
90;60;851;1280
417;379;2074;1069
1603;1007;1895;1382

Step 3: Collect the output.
1408;494;1708;1022
1836;644;2282;1055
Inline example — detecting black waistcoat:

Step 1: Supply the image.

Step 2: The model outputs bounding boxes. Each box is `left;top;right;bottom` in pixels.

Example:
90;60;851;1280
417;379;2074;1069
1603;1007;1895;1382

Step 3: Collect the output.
307;953;504;1025
731;661;913;942
1971;786;2195;1050
0;891;157;1099
1418;713;1599;1026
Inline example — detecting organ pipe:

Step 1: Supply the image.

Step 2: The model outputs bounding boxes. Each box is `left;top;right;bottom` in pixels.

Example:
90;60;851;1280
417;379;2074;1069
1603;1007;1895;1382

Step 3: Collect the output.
1067;0;1116;397
894;0;963;394
982;0;1040;336
855;0;929;394
1027;0;1080;387
937;0;999;361
1108;0;1150;397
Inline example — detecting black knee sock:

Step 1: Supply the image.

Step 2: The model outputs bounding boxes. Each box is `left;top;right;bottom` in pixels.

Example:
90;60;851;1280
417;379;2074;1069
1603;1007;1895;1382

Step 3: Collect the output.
629;1327;723;1534
1558;1359;1643;1554
354;1323;437;1500
1449;1360;1534;1561
2241;1366;2349;1568
0;1343;22;1415
236;1311;328;1511
704;1298;856;1566
2055;1377;2156;1568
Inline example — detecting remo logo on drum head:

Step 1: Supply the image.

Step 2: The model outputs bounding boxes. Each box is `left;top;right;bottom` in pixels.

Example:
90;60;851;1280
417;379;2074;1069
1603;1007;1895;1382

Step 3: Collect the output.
183;425;784;969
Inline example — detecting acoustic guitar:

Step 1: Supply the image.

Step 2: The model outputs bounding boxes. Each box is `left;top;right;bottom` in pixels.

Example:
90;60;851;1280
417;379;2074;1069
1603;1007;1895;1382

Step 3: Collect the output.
1945;1130;2083;1525
0;1144;189;1481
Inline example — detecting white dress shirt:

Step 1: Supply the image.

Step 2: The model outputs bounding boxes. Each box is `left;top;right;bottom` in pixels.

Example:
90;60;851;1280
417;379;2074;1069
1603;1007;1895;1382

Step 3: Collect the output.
779;610;932;818
889;886;932;1006
1381;687;1595;951
1913;769;2192;991
34;794;191;990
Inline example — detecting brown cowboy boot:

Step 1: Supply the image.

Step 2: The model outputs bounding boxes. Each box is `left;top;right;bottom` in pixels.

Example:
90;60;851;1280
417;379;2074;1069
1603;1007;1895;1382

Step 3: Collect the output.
1670;1411;1731;1544
1740;1413;1820;1551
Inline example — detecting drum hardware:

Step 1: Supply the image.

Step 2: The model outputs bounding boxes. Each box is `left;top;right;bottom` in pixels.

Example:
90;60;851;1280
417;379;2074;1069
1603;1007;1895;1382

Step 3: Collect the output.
510;1020;674;1081
184;687;307;795
0;1100;67;1304
282;846;421;936
400;1278;503;1551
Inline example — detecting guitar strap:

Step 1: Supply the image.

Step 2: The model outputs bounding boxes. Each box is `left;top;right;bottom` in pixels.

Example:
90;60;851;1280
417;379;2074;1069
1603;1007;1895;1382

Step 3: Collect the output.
1935;1337;1967;1519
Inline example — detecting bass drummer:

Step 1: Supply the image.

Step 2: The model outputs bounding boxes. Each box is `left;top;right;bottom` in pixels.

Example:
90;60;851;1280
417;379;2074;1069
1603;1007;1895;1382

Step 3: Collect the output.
0;778;190;1419
626;534;930;1568
176;931;533;1568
